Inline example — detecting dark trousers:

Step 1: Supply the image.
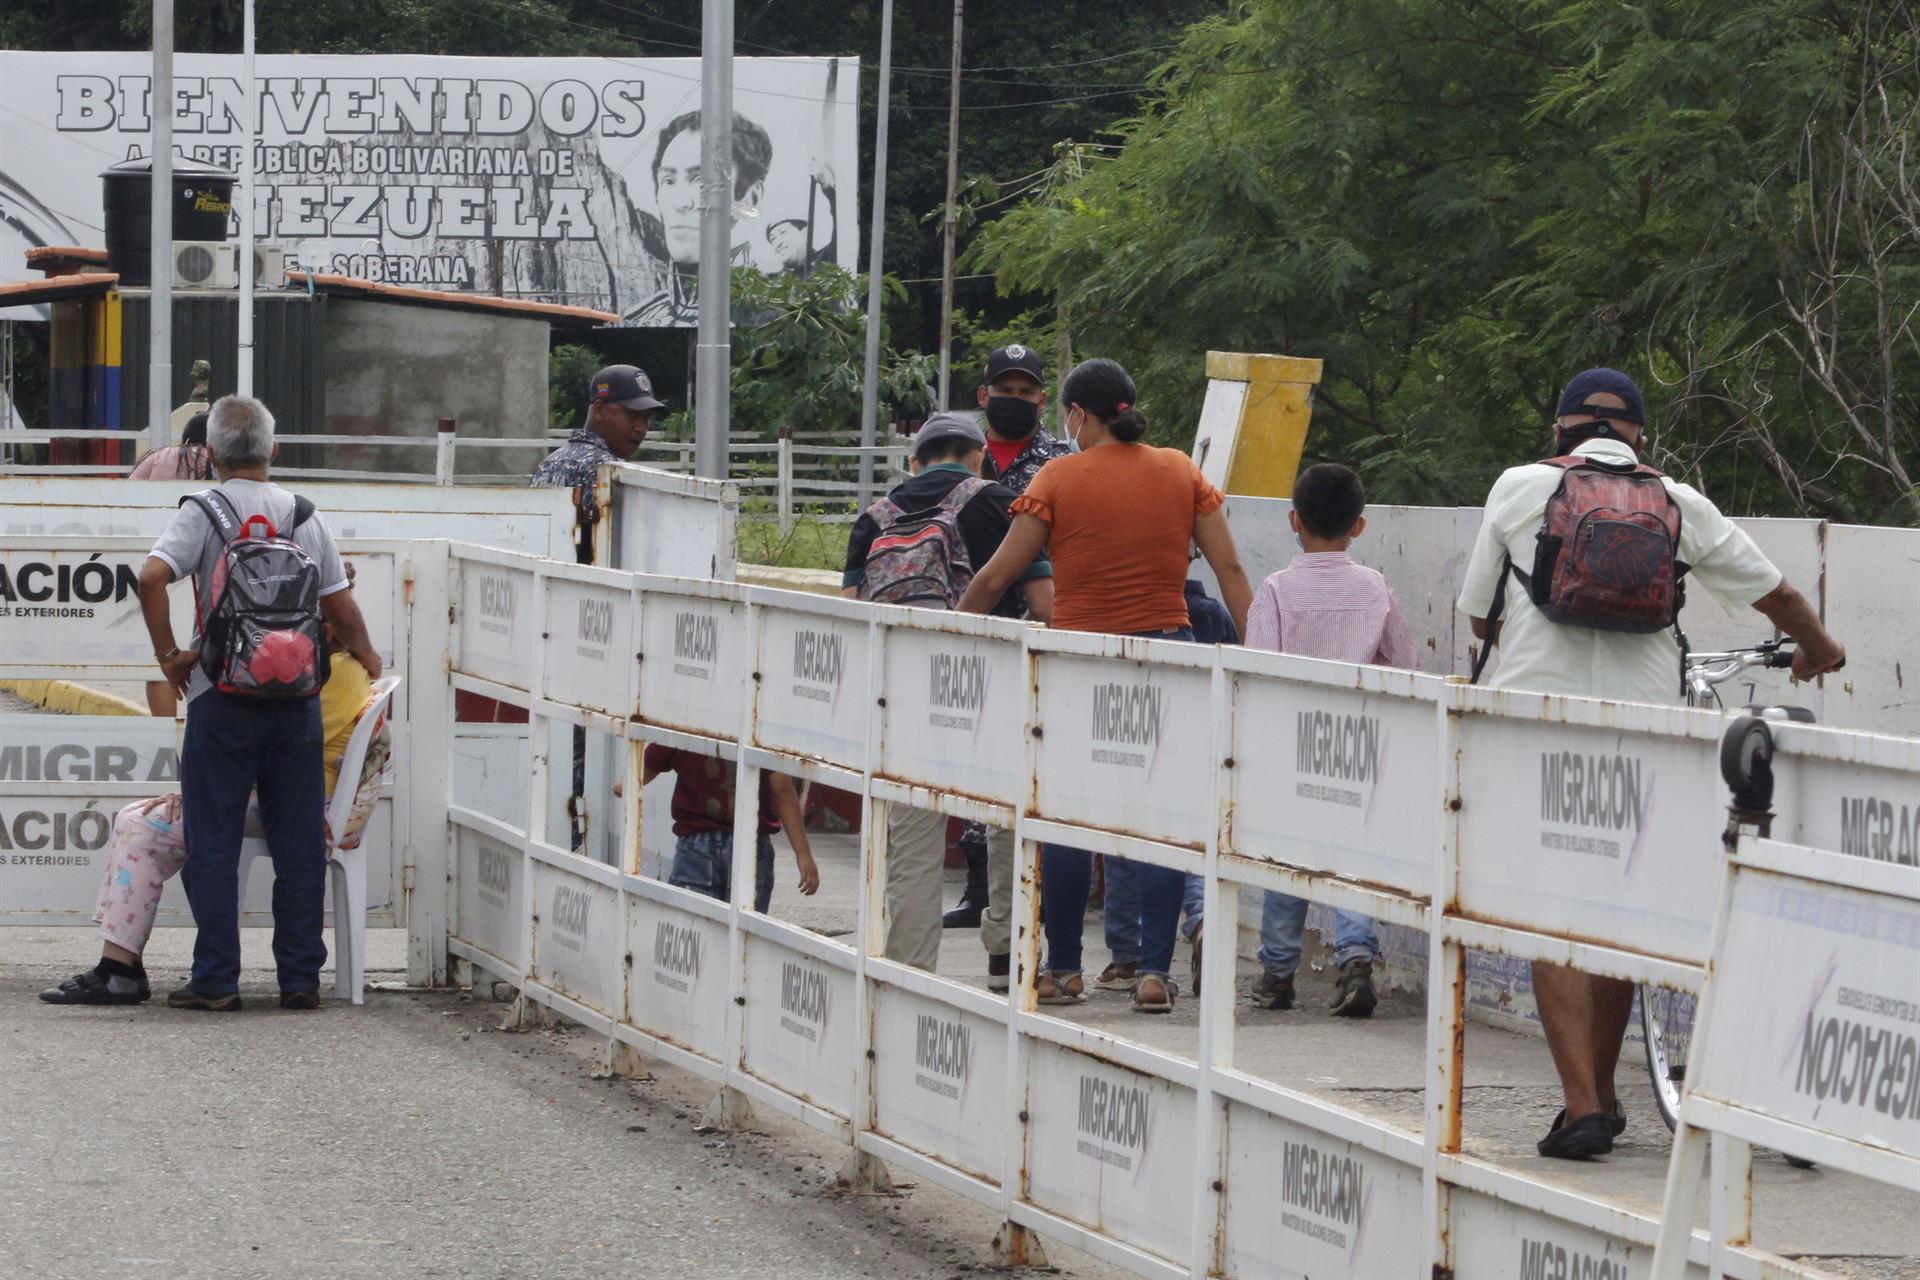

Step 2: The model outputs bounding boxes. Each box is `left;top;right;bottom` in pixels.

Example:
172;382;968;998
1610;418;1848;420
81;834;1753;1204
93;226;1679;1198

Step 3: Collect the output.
1042;850;1186;977
181;690;329;994
1039;625;1197;980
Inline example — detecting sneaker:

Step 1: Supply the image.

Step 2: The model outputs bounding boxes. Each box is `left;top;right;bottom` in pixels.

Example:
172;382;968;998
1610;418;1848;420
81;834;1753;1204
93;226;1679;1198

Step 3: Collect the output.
1188;923;1204;999
1035;971;1086;1005
1093;962;1138;991
986;953;1010;993
1329;958;1378;1018
39;961;149;1006
279;991;321;1010
1537;1110;1615;1160
1131;974;1177;1014
167;983;242;1012
1249;971;1295;1010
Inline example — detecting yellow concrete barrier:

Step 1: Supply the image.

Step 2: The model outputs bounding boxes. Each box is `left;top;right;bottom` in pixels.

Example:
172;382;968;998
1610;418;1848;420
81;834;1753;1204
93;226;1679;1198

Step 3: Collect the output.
0;679;145;717
1193;350;1324;499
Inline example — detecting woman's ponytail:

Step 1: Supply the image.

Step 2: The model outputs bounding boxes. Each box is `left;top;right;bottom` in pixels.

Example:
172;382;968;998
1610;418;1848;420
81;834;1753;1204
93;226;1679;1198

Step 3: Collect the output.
1109;406;1148;442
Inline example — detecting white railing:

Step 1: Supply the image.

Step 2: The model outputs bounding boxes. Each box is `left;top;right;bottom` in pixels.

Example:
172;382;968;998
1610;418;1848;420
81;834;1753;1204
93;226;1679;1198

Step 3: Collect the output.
0;427;910;527
432;541;1920;1279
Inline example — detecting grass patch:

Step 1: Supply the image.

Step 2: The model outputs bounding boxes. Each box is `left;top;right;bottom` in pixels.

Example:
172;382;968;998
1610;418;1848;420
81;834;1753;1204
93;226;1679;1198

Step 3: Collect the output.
739;510;852;572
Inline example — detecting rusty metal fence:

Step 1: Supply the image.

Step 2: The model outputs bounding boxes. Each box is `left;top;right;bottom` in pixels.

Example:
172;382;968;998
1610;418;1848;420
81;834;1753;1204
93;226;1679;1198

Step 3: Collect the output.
431;540;1920;1278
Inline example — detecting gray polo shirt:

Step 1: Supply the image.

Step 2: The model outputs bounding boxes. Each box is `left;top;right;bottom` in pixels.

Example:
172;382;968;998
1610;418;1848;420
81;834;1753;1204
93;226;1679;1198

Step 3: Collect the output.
149;478;349;704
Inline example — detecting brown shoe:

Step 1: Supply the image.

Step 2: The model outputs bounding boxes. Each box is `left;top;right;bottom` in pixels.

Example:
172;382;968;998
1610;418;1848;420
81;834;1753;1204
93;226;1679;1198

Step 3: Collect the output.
1093;962;1138;991
1131;974;1176;1013
1035;971;1086;1005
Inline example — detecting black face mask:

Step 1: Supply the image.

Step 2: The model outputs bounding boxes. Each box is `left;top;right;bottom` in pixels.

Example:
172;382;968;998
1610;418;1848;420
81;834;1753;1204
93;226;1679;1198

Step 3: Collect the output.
984;395;1040;440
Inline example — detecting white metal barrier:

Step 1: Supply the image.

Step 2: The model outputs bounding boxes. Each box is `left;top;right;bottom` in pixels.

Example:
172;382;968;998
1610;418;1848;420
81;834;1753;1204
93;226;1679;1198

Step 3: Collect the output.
1653;724;1920;1276
0;534;414;930
431;541;1920;1279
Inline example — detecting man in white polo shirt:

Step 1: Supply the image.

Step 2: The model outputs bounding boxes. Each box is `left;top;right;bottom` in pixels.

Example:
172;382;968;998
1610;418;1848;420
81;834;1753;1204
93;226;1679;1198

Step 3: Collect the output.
1459;367;1845;1160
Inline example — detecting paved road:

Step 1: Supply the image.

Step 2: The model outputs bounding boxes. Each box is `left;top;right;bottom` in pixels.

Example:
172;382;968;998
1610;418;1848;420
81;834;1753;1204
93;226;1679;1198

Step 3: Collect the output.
3;925;1128;1280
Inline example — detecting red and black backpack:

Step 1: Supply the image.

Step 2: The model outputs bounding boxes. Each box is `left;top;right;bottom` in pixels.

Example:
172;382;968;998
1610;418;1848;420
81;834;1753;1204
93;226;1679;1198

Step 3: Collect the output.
1470;456;1688;682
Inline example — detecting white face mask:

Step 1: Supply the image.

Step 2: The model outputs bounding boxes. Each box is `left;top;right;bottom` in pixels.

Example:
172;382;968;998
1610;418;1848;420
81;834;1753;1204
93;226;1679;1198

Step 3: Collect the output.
1065;407;1084;453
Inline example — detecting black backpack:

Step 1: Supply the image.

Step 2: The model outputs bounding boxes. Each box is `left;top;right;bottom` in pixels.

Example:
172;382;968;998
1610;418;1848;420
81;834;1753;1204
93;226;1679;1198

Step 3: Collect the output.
183;490;331;698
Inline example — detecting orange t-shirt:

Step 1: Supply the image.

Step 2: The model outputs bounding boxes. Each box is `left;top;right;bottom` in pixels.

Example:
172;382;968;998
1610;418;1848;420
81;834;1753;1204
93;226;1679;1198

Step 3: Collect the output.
1011;444;1224;635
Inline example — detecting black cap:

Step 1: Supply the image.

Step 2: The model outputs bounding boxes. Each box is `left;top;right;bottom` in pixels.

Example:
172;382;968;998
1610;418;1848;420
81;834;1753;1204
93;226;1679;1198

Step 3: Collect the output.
982;344;1045;387
589;364;666;413
1556;367;1644;424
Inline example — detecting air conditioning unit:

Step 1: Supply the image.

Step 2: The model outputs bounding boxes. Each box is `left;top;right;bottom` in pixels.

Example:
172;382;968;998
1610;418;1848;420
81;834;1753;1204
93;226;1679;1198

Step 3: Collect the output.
252;244;288;288
171;241;239;289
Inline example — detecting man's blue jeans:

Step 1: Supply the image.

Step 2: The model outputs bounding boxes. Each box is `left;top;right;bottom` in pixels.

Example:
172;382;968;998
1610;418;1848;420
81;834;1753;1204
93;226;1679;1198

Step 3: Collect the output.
670;829;775;913
1103;864;1204;965
180;690;328;995
1258;892;1379;979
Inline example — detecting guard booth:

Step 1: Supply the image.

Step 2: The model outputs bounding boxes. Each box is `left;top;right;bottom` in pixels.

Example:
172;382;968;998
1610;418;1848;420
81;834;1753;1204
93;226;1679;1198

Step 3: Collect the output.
1;245;611;479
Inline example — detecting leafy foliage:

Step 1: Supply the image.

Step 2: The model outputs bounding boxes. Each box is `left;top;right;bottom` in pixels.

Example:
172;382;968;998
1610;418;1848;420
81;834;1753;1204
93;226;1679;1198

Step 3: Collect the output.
973;0;1920;519
650;264;936;442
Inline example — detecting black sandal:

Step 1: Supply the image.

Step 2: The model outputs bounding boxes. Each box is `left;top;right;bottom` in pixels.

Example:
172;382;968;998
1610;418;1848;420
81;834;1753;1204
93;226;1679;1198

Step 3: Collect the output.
1538;1110;1615;1160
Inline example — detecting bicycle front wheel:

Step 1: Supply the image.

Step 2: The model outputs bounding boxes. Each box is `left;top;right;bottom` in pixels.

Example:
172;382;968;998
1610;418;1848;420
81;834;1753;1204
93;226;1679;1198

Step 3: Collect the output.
1641;983;1695;1133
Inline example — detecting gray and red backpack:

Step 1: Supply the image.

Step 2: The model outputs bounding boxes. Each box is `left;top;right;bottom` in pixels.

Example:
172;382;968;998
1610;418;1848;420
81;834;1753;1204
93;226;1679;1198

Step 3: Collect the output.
1470;455;1688;682
857;477;989;609
184;490;331;698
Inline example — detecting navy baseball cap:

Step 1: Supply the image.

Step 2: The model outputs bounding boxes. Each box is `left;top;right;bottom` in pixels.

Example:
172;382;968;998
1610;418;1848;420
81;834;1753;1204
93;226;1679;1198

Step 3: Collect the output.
982;344;1045;386
1556;367;1644;424
589;364;666;413
911;412;987;461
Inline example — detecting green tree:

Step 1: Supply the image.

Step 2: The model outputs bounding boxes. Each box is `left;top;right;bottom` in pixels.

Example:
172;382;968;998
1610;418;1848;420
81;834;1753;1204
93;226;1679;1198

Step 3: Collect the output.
973;0;1920;520
652;264;936;441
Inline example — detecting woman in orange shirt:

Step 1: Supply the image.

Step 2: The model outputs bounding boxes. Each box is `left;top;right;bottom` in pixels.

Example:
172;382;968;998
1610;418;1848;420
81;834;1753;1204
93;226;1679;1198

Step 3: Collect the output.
959;358;1252;1013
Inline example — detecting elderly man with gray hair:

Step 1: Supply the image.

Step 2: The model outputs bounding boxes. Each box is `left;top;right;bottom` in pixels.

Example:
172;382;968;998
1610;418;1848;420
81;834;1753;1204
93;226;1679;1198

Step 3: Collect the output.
136;395;381;1011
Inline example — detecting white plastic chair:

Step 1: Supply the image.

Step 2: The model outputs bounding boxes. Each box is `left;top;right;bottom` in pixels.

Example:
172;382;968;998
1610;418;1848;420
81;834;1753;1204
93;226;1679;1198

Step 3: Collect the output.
238;675;402;1005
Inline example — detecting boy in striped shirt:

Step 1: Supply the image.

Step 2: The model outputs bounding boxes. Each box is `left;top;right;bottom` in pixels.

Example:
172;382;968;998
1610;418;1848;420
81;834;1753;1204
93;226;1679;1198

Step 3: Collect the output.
1245;464;1415;1016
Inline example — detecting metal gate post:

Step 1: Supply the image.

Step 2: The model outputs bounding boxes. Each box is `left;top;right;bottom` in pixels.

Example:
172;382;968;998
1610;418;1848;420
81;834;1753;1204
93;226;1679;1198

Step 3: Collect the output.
990;631;1049;1270
1421;691;1464;1276
839;616;893;1194
705;597;762;1131
408;540;453;987
1186;655;1232;1278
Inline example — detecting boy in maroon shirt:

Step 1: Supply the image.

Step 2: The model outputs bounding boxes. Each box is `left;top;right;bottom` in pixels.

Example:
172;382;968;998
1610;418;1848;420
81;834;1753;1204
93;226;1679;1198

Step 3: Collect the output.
642;746;819;911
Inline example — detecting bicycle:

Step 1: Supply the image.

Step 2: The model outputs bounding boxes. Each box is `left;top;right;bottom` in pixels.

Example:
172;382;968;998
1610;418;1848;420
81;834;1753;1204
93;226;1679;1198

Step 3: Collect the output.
1640;637;1817;1166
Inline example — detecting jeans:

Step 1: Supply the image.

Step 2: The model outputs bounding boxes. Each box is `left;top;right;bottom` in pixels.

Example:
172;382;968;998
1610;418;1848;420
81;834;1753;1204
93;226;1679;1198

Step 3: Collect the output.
1043;626;1195;980
180;690;328;995
1258;892;1380;979
1103;866;1206;965
670;829;775;913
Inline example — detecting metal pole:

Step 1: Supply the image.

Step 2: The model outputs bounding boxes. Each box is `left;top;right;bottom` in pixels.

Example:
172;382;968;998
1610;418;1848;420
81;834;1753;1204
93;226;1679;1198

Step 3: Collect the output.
148;0;174;452
237;0;256;396
857;0;896;508
935;0;964;409
693;0;735;481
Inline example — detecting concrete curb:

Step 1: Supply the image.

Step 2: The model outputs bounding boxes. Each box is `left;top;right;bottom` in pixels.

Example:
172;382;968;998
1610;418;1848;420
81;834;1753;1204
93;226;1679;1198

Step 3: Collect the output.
0;679;145;717
738;564;842;596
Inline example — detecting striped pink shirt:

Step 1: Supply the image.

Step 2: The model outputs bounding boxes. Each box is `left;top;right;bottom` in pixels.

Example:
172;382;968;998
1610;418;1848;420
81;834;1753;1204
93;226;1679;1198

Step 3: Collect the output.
1244;552;1417;670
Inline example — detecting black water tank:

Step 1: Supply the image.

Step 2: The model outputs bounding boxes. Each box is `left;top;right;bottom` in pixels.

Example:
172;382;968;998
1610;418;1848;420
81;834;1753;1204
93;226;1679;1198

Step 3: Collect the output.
100;158;237;286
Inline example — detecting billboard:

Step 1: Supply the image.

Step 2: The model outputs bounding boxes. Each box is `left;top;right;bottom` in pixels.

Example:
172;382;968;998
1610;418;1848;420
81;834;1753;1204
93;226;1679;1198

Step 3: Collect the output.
0;52;859;325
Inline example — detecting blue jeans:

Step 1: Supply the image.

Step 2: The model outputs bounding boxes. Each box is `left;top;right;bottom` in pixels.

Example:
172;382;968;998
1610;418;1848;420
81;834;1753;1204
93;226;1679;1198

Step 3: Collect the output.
180;690;328;995
1103;865;1205;964
1044;626;1195;980
670;829;775;913
1258;892;1379;979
